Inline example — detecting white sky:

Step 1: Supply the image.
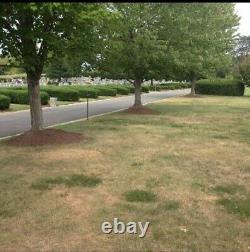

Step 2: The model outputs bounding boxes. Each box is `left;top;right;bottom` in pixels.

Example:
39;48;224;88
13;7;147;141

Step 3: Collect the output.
235;3;250;36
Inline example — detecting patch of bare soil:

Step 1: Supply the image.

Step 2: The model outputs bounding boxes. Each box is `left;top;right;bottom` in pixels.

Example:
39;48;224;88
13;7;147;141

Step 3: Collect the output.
5;129;85;146
125;105;158;115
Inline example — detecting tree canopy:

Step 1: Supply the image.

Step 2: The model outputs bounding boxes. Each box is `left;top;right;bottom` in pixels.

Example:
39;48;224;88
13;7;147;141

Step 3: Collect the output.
0;3;105;130
160;3;239;94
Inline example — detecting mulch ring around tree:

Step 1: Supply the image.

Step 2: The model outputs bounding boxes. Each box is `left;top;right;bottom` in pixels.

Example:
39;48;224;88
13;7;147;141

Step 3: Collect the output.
5;129;85;147
125;105;158;115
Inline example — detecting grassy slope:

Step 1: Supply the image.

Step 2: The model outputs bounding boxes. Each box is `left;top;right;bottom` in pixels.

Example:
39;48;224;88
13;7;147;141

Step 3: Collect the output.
0;95;249;251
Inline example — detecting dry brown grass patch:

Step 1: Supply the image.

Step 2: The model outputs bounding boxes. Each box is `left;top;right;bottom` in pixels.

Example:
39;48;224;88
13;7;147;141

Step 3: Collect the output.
36;147;103;162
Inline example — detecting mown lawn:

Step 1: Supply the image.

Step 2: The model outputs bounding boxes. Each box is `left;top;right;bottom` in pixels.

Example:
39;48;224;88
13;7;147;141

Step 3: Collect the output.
0;95;249;252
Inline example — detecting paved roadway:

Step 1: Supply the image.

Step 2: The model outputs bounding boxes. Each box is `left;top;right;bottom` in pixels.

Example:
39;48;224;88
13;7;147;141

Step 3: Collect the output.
0;89;190;138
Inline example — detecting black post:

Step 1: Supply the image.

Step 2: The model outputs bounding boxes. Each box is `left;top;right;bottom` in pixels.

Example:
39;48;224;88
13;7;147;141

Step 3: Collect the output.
86;91;89;120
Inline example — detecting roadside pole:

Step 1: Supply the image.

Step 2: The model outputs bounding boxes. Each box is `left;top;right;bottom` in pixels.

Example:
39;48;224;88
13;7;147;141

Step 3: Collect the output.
86;91;89;120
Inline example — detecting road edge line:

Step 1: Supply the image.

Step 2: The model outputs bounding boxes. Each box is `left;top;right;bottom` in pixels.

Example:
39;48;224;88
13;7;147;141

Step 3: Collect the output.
0;90;189;140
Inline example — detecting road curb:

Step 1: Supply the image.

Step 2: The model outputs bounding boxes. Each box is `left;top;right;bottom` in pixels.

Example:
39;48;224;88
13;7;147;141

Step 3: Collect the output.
0;89;190;140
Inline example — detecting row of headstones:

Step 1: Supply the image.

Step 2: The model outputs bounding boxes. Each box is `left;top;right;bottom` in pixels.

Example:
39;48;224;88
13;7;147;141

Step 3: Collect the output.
55;77;175;86
0;76;183;88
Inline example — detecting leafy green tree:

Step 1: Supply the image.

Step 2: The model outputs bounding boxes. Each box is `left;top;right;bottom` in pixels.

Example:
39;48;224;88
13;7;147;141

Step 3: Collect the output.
234;55;250;86
233;35;250;60
45;57;71;81
0;3;103;131
0;57;9;75
94;3;172;108
44;55;82;81
233;36;250;85
0;57;24;75
163;3;239;95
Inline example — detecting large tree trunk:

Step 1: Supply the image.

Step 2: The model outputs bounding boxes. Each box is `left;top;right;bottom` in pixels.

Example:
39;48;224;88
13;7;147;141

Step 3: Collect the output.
27;76;43;131
191;76;197;96
133;78;142;107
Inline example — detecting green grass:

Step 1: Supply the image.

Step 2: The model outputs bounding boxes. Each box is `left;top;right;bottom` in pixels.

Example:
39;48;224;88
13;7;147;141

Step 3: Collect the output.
31;174;101;190
217;198;250;218
0;95;249;251
124;190;157;202
212;183;245;195
0;103;30;112
162;200;180;211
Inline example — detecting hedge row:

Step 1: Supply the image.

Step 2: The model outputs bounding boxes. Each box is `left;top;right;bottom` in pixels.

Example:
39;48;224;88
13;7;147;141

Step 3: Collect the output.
41;86;80;101
0;95;10;110
148;82;191;91
69;86;98;98
148;85;161;91
94;86;117;96
0;89;49;105
105;85;130;95
195;79;245;96
123;85;135;93
65;84;149;95
0;82;188;107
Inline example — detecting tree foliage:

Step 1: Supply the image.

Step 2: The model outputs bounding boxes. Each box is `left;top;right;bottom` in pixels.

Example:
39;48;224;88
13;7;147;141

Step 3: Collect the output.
0;3;104;130
233;35;250;60
93;3;177;106
161;3;239;94
233;36;250;85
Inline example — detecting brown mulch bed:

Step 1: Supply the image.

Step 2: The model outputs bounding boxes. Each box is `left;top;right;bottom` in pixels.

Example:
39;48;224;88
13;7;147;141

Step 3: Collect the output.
125;106;158;115
5;129;85;147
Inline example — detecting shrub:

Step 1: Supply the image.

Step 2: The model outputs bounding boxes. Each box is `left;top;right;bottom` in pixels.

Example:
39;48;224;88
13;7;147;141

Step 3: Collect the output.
47;81;59;86
0;95;10;110
0;89;28;104
141;85;150;93
159;82;191;90
145;82;191;91
123;84;135;93
41;86;80;101
149;85;161;91
70;86;98;98
94;86;117;96
195;79;245;96
106;85;130;95
40;92;50;105
0;89;49;105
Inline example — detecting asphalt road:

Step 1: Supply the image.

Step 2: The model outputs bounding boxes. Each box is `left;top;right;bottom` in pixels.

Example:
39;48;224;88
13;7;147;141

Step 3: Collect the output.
0;89;190;138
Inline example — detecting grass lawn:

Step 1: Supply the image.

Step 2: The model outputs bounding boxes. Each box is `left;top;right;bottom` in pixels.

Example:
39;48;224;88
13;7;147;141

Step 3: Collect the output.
0;95;249;251
0;103;30;113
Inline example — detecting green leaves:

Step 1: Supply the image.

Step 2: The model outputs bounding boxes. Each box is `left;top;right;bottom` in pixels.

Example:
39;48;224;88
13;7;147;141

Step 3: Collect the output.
0;3;240;82
95;3;169;81
0;3;104;78
165;3;239;80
